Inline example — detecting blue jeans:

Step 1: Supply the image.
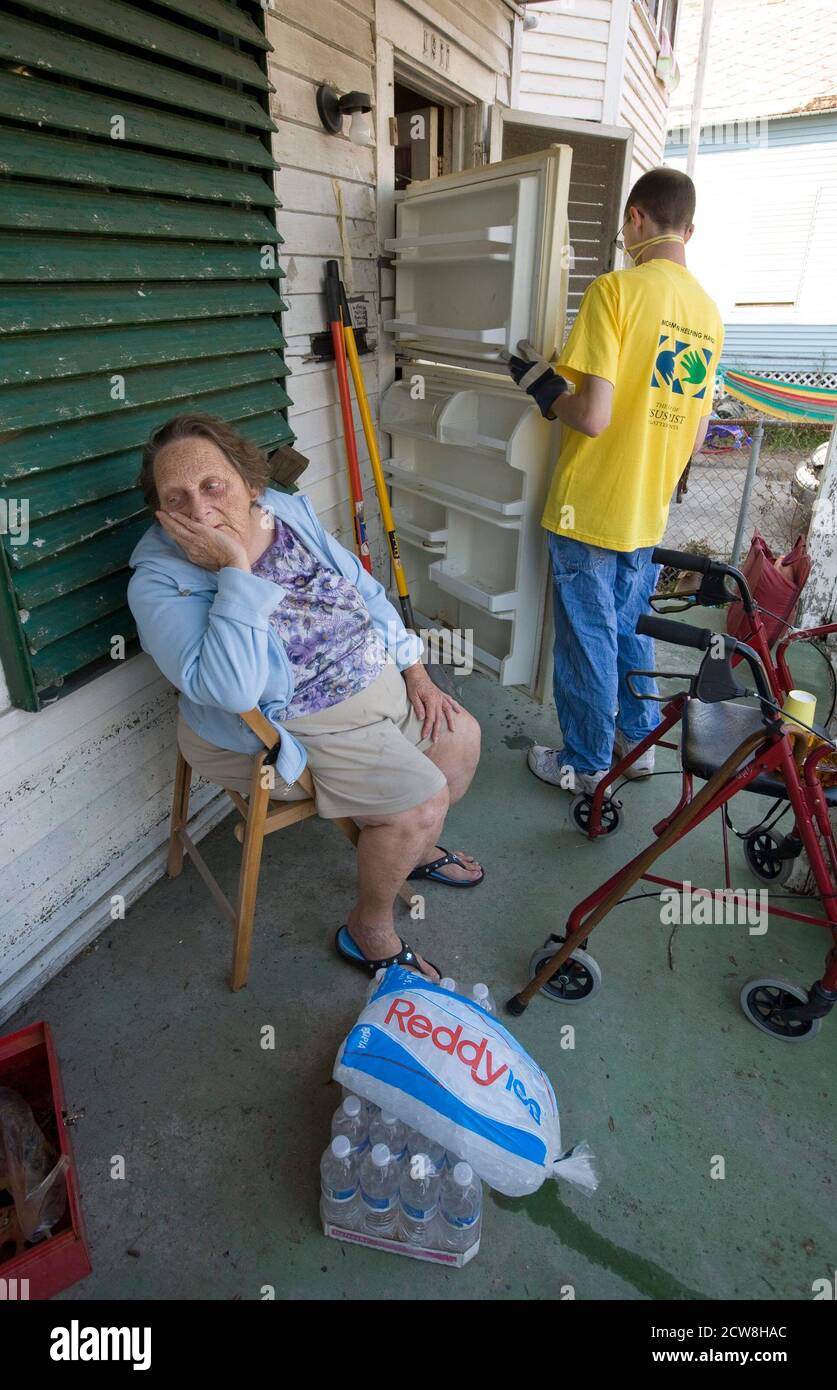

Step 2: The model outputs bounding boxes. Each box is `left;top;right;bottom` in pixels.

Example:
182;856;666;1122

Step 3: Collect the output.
547;532;661;774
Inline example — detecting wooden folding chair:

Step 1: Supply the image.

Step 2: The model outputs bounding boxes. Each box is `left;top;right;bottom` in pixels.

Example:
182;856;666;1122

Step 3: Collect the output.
166;708;411;991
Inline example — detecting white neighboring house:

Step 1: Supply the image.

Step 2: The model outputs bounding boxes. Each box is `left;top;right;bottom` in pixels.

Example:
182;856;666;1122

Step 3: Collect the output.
664;0;837;381
0;0;680;1024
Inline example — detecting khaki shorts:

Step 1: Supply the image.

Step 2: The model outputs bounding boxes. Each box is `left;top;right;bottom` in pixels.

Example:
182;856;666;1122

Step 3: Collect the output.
176;662;448;820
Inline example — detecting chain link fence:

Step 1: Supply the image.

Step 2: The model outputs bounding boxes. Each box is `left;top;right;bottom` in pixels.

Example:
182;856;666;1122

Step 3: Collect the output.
661;433;807;560
661;375;835;561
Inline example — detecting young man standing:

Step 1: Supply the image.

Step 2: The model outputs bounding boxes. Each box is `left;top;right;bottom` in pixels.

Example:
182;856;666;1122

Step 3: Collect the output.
508;167;724;795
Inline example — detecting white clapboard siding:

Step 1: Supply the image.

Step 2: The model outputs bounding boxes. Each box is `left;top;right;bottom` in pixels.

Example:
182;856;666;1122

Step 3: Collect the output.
266;0;385;567
0;658;227;1023
392;0;511;74
517;0;670;175
619;1;668;181
278;0;375;61
517;0;611;123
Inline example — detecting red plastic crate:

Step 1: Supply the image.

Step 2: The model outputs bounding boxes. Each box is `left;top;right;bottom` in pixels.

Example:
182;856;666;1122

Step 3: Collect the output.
0;1021;91;1300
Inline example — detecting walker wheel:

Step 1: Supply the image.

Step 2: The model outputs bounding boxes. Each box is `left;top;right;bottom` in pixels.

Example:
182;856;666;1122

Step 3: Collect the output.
528;945;602;1003
568;794;622;836
743;830;795;884
739;977;822;1042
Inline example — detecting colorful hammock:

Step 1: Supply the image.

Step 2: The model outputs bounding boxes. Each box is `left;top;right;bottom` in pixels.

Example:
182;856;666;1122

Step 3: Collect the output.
720;368;837;423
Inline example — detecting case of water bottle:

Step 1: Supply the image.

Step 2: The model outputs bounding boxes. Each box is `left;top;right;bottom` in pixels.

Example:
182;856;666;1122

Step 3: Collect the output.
321;1219;480;1267
321;1093;483;1267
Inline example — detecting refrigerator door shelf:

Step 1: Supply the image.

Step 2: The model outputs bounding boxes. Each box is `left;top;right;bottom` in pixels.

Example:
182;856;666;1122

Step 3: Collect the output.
428;561;517;616
389;477;522;530
388;252;511;268
392;515;448;550
385;224;513;252
385;462;525;518
438;387;532;455
436;427;506;455
385;319;507;345
378;385;450;440
381;377;533;459
389;597;523;684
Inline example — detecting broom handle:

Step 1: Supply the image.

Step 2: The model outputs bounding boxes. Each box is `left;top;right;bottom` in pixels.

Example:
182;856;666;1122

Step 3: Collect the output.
325;268;372;572
328;263;417;630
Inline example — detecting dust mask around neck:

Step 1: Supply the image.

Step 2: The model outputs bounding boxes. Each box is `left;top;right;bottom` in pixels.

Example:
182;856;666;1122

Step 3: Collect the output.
626;232;686;265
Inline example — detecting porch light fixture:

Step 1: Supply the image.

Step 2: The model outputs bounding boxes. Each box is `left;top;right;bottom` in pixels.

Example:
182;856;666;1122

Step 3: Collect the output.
316;85;374;146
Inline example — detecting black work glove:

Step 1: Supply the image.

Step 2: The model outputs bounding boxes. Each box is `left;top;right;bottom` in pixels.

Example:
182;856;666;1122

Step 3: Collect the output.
503;339;570;419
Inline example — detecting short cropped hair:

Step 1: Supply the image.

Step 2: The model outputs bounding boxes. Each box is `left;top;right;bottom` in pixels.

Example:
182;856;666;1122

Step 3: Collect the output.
139;413;270;513
625;167;696;231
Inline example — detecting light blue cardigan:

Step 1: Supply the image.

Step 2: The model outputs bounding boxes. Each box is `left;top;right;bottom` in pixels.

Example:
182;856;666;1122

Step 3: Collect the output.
127;488;424;787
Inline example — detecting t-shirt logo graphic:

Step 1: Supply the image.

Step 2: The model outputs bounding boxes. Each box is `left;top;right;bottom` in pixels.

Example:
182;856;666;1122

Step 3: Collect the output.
651;334;713;399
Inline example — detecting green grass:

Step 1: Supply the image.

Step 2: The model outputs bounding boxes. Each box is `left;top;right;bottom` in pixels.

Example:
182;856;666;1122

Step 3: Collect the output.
760;423;830;453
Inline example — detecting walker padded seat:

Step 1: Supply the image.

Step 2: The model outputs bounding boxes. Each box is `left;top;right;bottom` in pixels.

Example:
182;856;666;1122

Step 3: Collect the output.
681;699;837;803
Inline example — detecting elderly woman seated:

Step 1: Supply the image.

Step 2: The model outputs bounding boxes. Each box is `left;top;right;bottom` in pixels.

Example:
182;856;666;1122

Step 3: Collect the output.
127;414;482;984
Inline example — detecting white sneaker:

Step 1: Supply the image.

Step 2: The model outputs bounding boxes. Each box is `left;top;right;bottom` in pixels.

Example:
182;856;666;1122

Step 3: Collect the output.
612;730;655;779
527;746;611;797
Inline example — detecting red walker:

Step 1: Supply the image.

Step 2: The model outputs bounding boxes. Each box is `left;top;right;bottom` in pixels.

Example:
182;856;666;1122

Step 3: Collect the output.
508;547;837;1042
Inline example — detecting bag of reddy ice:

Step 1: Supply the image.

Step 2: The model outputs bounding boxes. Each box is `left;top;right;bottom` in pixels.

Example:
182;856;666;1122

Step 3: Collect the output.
333;967;597;1198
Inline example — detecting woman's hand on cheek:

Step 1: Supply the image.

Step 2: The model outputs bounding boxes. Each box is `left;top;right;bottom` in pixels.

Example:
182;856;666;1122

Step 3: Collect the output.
155;510;250;572
403;663;462;742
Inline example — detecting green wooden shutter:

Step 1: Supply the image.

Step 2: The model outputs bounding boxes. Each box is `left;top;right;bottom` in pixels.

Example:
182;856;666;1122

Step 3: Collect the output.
0;0;292;710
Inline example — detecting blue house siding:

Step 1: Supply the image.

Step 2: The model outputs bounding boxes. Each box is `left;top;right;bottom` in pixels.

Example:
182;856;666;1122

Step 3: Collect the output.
666;111;837;157
720;324;837;375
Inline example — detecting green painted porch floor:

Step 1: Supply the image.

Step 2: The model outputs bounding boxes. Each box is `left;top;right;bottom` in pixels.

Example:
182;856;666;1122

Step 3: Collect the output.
8;652;836;1301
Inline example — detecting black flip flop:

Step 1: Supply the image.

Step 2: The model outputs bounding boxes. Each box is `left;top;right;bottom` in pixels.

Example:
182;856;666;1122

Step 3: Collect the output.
407;846;485;888
335;926;442;982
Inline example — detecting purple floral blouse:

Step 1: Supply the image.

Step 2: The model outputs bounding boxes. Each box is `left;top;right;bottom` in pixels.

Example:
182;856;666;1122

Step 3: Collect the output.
251;516;388;717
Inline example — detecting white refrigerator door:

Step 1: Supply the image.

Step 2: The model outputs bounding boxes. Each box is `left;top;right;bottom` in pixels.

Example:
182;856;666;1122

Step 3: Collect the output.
384;145;573;375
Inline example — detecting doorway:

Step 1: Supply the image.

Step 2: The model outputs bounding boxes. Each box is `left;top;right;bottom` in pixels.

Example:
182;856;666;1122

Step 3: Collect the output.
392;78;453;190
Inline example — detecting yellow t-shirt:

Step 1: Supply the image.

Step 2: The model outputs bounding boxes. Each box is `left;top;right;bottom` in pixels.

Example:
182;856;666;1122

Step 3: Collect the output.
541;260;724;551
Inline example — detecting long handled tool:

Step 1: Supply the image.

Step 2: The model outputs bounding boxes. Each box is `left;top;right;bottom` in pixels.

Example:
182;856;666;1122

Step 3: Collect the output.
324;265;372;573
327;262;414;627
326;260;459;697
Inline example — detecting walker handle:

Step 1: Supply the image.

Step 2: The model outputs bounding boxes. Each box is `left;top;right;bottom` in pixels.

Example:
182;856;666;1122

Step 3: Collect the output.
651;548;755;613
651;547;713;574
635;614;714;650
636;616;776;707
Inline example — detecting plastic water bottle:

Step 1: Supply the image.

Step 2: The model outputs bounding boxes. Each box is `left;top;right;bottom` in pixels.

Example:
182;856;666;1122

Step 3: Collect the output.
399;1152;441;1245
366;968;386;1002
331;1095;369;1156
320;1135;361;1229
439;977;457;992
439;1162;482;1252
472;982;497;1016
406;1129;446;1175
369;1111;408;1166
359;1143;400;1234
341;1086;377;1126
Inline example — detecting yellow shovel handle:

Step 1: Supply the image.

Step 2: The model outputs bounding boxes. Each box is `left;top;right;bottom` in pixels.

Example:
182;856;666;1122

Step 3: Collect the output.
341;321;411;600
